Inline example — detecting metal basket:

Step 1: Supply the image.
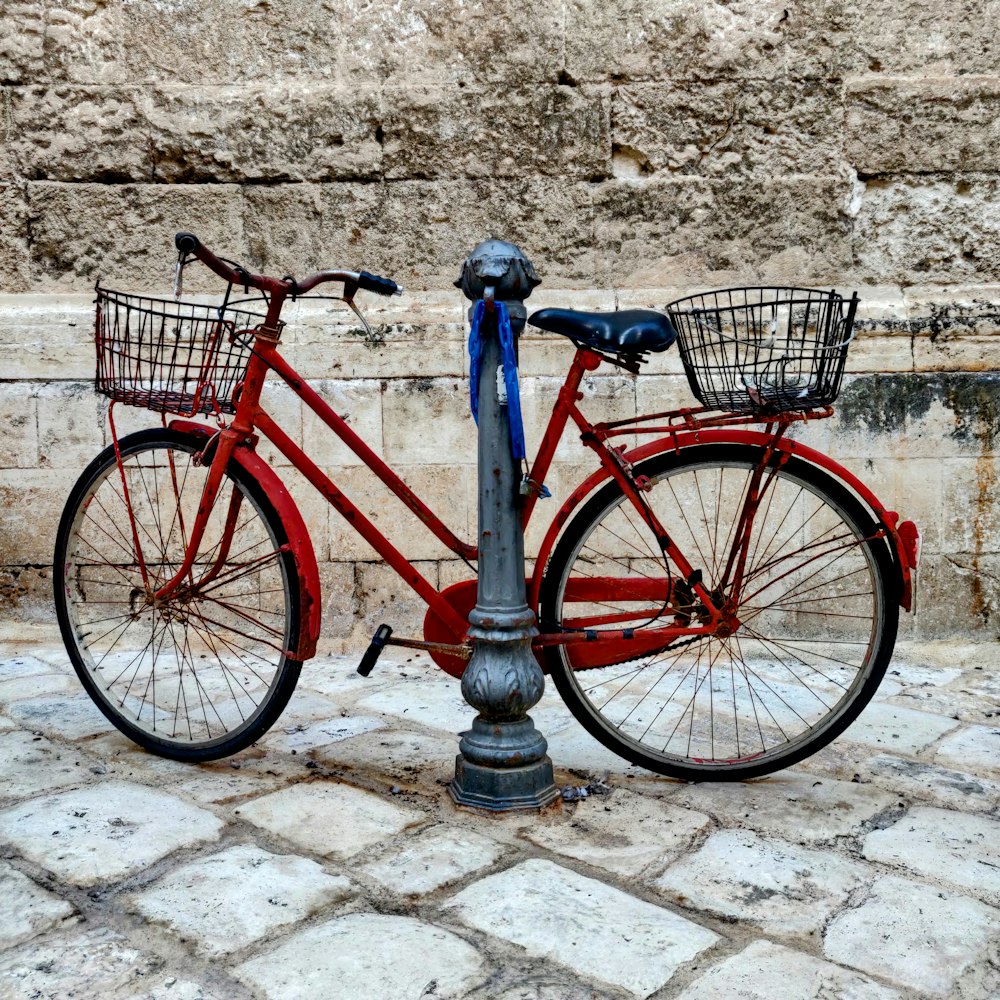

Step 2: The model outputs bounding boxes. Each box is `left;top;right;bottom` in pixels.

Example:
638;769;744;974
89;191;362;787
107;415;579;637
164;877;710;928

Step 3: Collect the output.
94;287;266;416
665;287;858;413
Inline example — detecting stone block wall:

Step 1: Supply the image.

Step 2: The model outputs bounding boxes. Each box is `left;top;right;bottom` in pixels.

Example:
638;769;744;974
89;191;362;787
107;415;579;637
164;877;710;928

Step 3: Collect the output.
1;1;998;647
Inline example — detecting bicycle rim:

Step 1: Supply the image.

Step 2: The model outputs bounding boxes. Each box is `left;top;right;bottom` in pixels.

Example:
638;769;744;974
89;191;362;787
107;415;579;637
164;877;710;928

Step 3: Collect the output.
540;444;897;780
54;429;300;761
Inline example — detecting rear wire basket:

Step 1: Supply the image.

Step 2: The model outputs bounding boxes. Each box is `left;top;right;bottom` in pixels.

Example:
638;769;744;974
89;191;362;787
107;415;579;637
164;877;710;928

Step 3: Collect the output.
95;287;267;416
665;287;858;414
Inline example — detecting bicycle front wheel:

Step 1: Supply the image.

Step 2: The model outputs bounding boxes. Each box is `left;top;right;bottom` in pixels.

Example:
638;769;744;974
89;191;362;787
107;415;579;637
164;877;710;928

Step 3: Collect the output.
539;444;898;781
54;428;301;762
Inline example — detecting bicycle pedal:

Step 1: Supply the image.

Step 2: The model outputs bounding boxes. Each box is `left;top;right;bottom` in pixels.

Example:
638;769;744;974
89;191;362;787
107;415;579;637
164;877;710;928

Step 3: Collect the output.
357;623;393;677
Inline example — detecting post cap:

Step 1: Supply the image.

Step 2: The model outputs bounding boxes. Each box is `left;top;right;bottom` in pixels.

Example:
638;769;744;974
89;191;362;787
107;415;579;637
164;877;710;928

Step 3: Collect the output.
455;239;541;303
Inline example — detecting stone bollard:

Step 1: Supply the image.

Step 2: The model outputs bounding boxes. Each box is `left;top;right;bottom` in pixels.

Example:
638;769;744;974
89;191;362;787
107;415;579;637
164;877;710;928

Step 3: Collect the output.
450;240;559;812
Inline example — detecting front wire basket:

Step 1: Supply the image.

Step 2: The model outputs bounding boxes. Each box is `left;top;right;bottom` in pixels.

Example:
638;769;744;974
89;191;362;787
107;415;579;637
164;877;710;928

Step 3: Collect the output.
665;287;859;414
95;286;269;416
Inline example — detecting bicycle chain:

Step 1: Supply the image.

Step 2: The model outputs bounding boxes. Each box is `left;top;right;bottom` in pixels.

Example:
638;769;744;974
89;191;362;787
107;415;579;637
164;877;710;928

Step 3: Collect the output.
660;632;709;653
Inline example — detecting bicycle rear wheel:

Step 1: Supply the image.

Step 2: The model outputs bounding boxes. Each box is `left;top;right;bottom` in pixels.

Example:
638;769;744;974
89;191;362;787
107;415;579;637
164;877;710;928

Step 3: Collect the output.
539;444;898;781
54;428;301;761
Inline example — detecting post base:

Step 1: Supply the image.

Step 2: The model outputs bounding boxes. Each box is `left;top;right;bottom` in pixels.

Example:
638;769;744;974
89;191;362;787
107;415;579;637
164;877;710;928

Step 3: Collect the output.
449;755;560;813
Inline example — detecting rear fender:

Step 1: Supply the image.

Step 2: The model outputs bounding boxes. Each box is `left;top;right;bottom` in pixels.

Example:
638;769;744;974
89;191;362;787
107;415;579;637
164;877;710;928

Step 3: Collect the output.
169;419;321;659
530;429;918;612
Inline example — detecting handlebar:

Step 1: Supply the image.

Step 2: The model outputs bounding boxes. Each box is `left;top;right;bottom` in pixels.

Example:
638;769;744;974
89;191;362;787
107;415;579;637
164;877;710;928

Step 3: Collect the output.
174;231;402;298
174;231;200;256
358;271;401;297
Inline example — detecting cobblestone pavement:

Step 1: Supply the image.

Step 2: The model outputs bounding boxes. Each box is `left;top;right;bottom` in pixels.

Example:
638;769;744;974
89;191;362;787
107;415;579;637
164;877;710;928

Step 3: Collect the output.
0;629;997;1000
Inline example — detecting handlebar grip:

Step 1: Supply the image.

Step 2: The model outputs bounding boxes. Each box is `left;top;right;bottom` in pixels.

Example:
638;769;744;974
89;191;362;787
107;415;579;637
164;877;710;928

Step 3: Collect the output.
175;231;201;255
358;271;400;297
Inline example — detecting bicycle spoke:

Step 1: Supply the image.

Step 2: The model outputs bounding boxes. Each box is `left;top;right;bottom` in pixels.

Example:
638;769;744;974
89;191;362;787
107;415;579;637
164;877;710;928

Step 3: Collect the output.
72;529;144;592
194;547;285;597
544;444;893;779
58;433;297;759
184;614;259;724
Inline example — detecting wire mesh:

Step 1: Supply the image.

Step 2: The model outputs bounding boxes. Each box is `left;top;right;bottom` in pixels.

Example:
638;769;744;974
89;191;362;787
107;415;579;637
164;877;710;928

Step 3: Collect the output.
94;288;266;416
665;287;858;413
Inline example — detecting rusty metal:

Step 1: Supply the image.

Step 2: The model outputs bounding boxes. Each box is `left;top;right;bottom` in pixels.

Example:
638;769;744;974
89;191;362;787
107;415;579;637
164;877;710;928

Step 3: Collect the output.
383;635;472;659
252;323;285;344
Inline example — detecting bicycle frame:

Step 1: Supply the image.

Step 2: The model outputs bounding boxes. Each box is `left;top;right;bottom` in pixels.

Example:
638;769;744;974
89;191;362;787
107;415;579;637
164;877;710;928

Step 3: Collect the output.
146;334;717;650
114;282;918;675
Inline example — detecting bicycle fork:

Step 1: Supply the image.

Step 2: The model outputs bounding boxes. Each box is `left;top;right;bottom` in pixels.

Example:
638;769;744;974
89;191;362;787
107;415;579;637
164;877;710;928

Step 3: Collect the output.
109;406;258;607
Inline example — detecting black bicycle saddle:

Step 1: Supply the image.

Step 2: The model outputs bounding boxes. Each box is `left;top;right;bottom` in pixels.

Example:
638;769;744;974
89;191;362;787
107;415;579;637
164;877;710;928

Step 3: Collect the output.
528;308;677;355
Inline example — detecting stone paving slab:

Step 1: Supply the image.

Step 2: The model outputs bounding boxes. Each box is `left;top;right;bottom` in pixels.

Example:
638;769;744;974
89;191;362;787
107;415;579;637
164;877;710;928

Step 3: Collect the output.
0;647;80;704
933;722;1000;774
0;666;80;703
235;913;487;1000
261;713;385;753
862;805;1000;905
0;728;94;800
0;926;216;1000
857;753;1000;812
0;860;76;948
361;826;505;895
883;661;964;688
673;773;899;844
5;690;114;740
885;683;1000;726
800;744;1000;812
235;779;427;858
446;858;720;998
521;789;711;876
840;701;960;754
823;875;1000;998
315;728;458;788
296;653;396;701
0;781;224;886
541;717;649;777
129;844;354;957
3;638;1000;1000
478;977;610;1000
271;690;345;728
654;829;869;935
676;940;902;999
356;677;474;733
0;653;63;679
79;736;300;805
955;666;1000;706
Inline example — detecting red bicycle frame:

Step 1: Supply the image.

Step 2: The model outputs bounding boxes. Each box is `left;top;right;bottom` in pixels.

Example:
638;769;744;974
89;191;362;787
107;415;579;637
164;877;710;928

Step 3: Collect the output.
124;242;918;677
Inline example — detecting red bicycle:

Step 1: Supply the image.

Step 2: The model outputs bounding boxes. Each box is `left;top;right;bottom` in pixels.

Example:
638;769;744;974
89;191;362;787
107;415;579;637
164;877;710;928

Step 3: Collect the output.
53;233;920;781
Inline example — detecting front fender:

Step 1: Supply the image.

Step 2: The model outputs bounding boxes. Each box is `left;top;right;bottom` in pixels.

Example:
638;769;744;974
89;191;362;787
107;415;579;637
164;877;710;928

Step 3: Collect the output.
169;420;321;659
529;429;918;612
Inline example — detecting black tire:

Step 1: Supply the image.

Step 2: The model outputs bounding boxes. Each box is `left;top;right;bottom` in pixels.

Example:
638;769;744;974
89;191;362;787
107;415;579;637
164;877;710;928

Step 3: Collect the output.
539;444;898;781
54;428;301;762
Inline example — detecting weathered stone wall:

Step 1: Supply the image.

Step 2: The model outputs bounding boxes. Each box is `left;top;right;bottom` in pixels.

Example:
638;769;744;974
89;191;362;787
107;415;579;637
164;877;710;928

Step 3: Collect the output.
1;1;998;646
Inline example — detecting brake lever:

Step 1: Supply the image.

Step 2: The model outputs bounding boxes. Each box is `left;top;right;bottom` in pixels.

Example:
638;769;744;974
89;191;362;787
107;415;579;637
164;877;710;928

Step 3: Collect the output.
339;278;378;342
345;296;376;345
173;253;186;300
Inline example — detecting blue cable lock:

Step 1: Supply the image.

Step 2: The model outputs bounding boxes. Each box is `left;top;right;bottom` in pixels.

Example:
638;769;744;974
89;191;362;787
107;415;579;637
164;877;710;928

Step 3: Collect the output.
468;299;527;461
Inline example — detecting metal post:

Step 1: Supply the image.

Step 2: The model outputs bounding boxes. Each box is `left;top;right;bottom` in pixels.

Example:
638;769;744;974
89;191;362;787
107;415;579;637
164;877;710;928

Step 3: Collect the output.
450;240;559;812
